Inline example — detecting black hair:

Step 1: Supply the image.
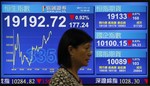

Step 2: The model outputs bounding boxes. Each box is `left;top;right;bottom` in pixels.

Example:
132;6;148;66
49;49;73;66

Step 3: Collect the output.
58;28;93;68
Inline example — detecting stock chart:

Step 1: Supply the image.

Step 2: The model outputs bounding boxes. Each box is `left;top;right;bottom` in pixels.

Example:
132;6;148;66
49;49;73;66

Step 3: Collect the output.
1;2;148;85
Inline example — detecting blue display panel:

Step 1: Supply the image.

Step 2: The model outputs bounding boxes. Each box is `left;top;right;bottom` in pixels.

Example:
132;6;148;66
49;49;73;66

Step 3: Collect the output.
1;2;148;85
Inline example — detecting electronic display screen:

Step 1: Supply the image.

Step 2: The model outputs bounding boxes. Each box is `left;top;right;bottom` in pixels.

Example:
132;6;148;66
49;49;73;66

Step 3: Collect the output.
1;2;148;85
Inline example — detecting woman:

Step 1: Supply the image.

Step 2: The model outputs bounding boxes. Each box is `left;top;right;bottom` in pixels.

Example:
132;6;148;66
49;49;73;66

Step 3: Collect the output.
49;28;92;86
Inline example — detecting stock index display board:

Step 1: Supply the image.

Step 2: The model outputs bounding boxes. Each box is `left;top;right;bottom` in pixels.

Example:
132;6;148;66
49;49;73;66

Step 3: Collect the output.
1;2;148;85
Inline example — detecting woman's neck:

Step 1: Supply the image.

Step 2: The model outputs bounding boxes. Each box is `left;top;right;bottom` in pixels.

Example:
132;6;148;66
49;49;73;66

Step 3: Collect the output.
67;65;80;82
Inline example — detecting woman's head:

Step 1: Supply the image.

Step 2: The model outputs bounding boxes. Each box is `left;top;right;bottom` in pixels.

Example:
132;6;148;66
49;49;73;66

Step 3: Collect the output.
58;28;92;68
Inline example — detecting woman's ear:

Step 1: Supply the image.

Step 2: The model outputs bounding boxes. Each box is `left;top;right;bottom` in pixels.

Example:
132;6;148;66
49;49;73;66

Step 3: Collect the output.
68;45;74;56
